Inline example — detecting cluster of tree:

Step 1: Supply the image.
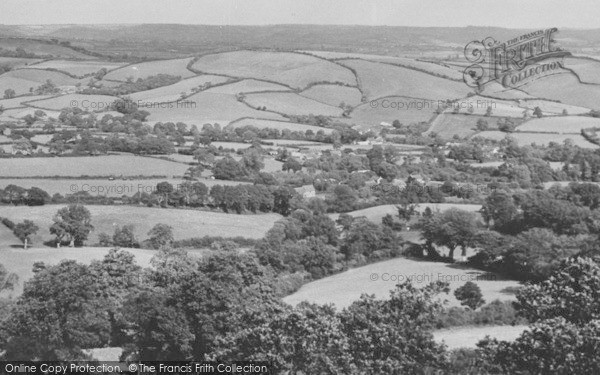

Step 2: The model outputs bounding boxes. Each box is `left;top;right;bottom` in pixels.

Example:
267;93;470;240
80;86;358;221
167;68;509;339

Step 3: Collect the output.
0;185;50;205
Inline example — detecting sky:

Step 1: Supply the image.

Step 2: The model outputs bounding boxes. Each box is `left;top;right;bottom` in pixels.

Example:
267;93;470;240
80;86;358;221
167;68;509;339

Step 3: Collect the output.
1;0;599;29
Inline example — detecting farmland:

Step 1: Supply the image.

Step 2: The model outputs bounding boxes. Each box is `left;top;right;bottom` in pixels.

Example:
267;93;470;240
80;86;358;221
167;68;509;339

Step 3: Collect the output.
0;205;282;245
0;94;52;109
25;60;126;76
0;57;42;69
144;91;285;125
520;72;600;110
474;130;599;149
300;84;362;107
128;74;231;104
338;59;470;100
0;38;95;59
0;155;190;177
564;57;600;84
243;92;345;117
191;50;356;89
348;96;436;130
102;58;196;81
0;69;84;95
328;203;483;224
517;116;600;133
433;325;528;350
26;93;117;111
427;113;489;139
283;256;520;309
204;79;290;94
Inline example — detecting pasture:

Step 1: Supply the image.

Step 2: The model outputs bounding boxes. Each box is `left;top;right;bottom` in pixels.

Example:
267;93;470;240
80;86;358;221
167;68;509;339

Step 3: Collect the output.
102;58;196;81
565;57;600;85
0;94;52;109
427;113;488;139
27;93;117;111
0;57;42;68
0;205;282;246
0;155;190;177
283;256;521;309
300;84;362;107
0;107;62;120
458;95;524;117
433;325;528;350
472;130;598;148
517;116;600;133
26;60;126;76
0;38;95;59
338;59;470;100
229;118;333;134
128;74;231;104
244;92;344;117
144;91;285;125
191;50;356;89
520;72;600;110
205;79;290;94
328;203;482;224
346;96;436;130
519;99;591;115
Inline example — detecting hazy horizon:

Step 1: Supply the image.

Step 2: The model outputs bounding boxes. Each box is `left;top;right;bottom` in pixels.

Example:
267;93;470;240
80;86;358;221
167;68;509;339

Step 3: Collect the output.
2;0;599;29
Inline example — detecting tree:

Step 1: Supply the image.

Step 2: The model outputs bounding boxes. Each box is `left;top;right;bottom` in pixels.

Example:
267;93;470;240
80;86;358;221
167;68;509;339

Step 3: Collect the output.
282;157;302;173
485;106;493;117
3;88;16;99
49;204;94;246
0;264;18;292
213;156;246;180
533;106;543;118
112;225;138;248
147;224;174;249
475;119;489;131
13;220;39;249
454;281;485;310
420;208;479;260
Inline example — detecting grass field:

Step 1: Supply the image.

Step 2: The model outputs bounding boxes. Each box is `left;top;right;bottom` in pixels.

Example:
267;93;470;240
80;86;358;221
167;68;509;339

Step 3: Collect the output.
0;155;190;177
211;141;253;150
433;325;528;350
204;79;291;95
479;81;536;100
27;93;117;111
26;60;126;76
338;59;471;100
346;96;436;130
473;130;598;148
519;99;592;115
427;113;489;139
0;69;84;95
0;38;95;59
520;72;600;110
0;57;42;68
0;94;52;109
144;91;285;125
328;203;482;224
244;92;344;116
283;256;521;309
564;57;600;85
191;50;356;89
0;205;282;246
517;116;600;133
0;107;62;120
0;178;185;197
30;134;53;144
102;58;196;81
300;84;362;107
458;95;524;117
300;51;463;80
128;74;231;104
229;118;333;134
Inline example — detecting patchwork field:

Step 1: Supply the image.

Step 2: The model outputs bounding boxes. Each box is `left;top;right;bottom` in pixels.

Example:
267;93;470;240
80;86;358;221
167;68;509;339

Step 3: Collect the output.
144;91;285;125
283;257;520;309
0;57;42;68
564;57;600;85
427;113;489;139
0;155;190;177
519;99;591;115
0;205;282;246
25;60;126;76
0;70;84;95
26;93;117;111
300;51;463;80
517;116;600;133
204;79;291;95
339;59;470;101
128;74;231;104
300;84;362;107
473;130;598;148
191;50;356;89
0;94;52;109
102;58;196;81
520;72;600;110
244;92;344;116
229;118;334;134
347;96;436;130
